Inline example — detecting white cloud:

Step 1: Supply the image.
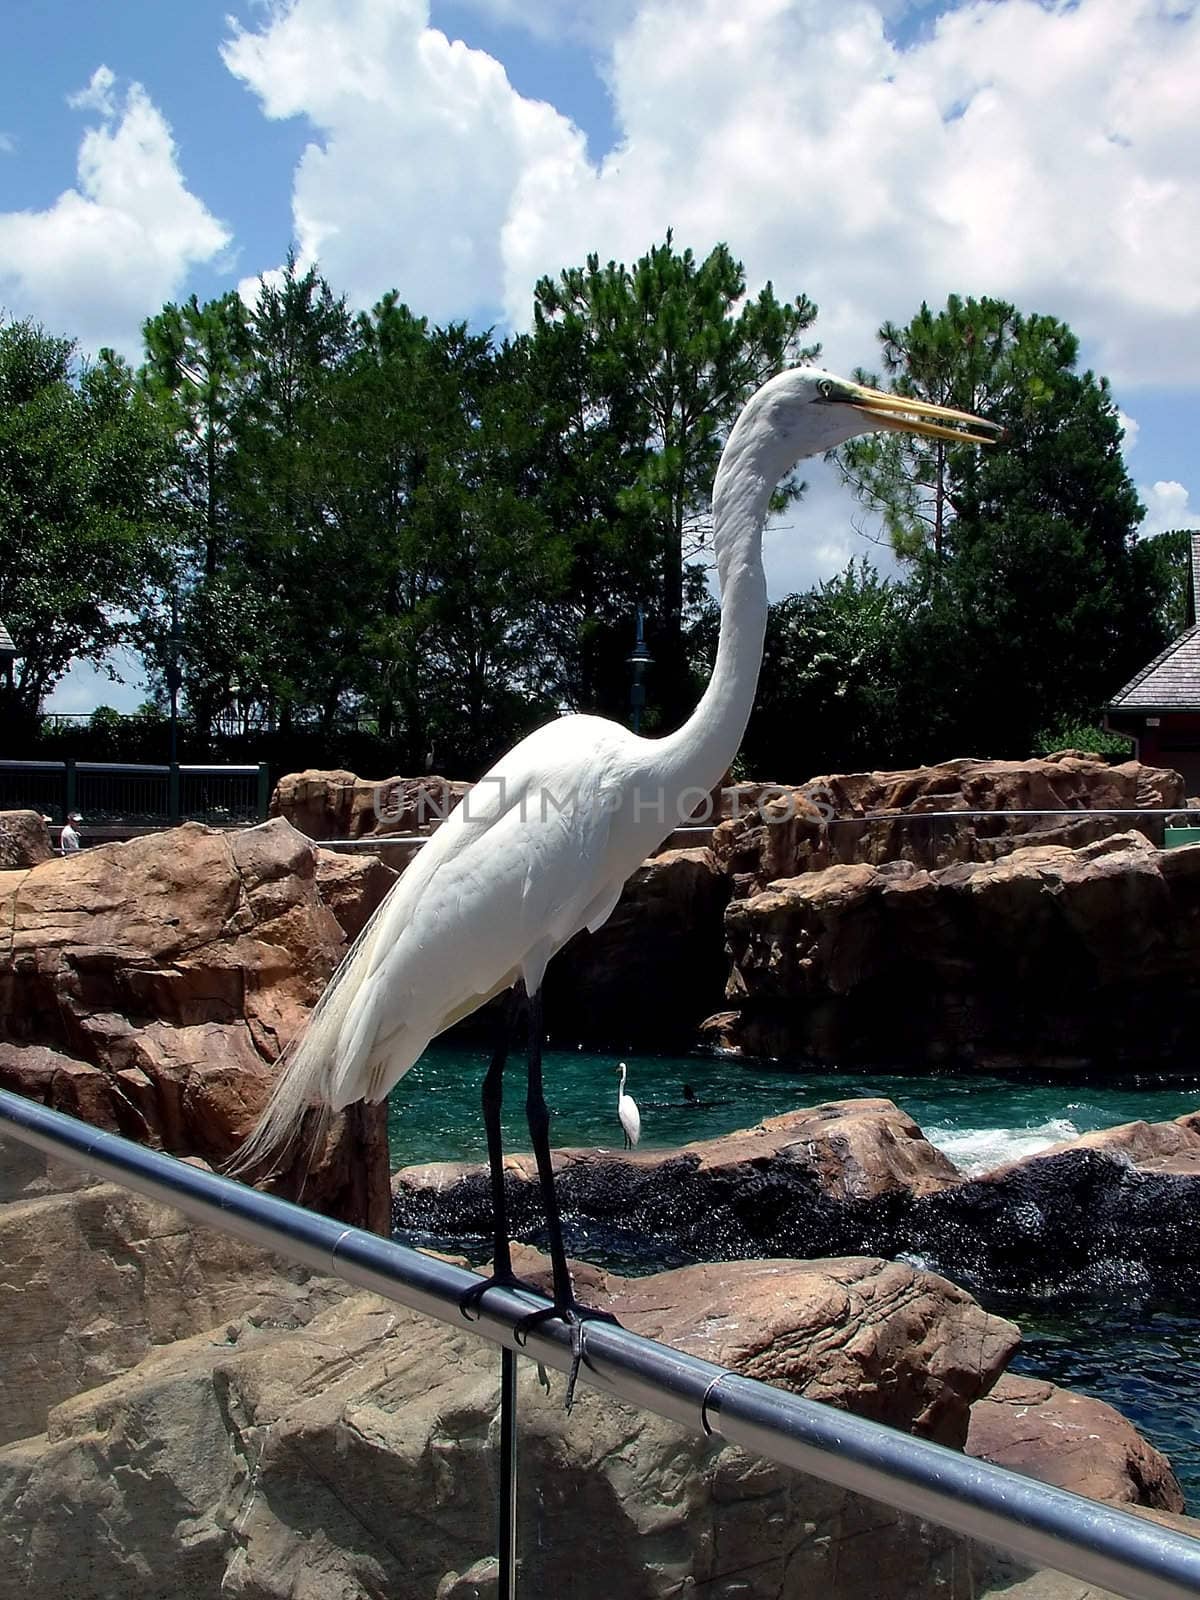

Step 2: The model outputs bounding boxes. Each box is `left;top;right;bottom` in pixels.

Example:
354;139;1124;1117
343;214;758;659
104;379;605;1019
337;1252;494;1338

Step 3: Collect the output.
762;459;896;600
1117;409;1140;453
66;64;117;117
503;0;1200;386
0;133;15;155
0;69;229;358
231;0;1200;390
1140;479;1200;540
222;0;585;323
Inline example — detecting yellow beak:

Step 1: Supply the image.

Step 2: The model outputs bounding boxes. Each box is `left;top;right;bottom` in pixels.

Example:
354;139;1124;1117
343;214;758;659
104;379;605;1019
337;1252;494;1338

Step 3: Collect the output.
846;382;1002;446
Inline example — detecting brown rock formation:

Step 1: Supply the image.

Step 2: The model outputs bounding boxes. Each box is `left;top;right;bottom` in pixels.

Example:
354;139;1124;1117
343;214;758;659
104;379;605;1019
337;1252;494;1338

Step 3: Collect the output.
508;1246;1017;1450
712;830;1200;1071
1023;1112;1200;1176
0;809;52;869
0;1180;1028;1599
0;1181;344;1448
314;846;398;940
270;766;469;839
967;1373;1184;1512
0;820;390;1231
713;755;1184;893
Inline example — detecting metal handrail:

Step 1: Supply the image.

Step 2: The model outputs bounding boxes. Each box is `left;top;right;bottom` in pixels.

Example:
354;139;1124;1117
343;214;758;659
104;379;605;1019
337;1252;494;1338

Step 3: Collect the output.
1;1088;1198;1598
311;808;1197;852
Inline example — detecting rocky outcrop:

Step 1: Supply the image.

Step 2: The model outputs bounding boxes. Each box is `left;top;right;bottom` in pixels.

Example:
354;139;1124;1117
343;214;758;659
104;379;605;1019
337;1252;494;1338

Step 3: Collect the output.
313;846;398;940
0;1176;1029;1600
0;809;52;869
0;820;391;1231
555;1249;1018;1449
0;1180;344;1448
270;766;469;839
710;831;1200;1072
1030;1112;1200;1174
393;1099;964;1262
713;755;1184;894
542;847;732;1050
396;1098;1200;1302
966;1373;1184;1513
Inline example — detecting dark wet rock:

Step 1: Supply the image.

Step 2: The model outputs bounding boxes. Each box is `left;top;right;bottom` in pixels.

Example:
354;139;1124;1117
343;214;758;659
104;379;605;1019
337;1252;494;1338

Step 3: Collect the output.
392;1099;963;1267
904;1145;1200;1301
394;1100;1200;1304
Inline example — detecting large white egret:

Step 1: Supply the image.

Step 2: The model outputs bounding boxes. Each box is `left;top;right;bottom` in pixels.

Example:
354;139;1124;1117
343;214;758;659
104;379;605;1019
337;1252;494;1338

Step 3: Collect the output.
233;368;996;1391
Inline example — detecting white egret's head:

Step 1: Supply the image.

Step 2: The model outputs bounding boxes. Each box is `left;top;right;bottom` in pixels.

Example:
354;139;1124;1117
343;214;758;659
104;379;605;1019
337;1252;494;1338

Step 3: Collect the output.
739;364;1002;468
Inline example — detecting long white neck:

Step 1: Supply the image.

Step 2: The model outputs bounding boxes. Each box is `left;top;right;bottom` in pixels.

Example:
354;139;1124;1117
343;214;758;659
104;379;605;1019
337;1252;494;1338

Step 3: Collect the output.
657;398;784;794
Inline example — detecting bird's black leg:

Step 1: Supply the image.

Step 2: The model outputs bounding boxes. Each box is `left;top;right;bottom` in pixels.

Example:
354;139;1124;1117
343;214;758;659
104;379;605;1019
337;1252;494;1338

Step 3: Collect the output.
515;985;619;1410
460;985;537;1319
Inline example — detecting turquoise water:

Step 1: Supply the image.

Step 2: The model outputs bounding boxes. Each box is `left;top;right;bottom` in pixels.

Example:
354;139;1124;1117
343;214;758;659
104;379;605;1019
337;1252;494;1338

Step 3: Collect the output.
387;1046;1200;1172
389;1046;1200;1508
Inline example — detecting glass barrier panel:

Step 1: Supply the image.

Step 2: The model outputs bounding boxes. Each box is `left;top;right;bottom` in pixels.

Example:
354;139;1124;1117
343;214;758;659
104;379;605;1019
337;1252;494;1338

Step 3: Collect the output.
0;1130;1183;1600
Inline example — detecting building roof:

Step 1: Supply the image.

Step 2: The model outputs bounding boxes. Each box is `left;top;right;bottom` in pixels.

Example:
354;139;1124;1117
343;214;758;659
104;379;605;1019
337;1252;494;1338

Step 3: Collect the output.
0;618;14;659
1109;532;1200;713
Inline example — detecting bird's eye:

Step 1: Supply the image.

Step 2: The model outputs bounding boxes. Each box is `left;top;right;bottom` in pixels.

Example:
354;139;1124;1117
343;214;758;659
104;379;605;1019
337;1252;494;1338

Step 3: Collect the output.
818;379;836;401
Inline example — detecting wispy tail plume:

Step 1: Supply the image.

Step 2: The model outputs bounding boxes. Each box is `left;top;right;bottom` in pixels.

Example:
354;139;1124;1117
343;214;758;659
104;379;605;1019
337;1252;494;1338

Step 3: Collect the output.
225;894;391;1182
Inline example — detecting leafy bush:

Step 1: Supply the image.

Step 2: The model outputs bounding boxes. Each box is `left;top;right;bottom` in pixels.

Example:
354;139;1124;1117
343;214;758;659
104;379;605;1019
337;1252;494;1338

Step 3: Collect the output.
1032;720;1133;760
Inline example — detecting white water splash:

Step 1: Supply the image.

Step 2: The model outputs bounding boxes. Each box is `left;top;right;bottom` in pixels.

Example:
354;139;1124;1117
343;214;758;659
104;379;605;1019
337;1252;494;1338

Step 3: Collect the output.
926;1118;1080;1177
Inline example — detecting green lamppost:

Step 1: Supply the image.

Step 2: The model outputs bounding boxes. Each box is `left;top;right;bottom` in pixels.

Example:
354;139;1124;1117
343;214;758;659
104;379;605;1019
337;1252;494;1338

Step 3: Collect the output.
165;595;182;765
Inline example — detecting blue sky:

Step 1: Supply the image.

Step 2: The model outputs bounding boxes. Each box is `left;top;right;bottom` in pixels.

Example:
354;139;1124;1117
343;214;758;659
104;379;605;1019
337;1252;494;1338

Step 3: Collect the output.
3;0;1198;711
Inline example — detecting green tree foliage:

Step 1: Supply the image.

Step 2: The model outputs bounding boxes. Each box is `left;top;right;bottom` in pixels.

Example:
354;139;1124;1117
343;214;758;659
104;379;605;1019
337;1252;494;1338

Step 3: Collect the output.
0;319;171;719
532;234;818;726
516;309;655;721
8;266;1180;785
838;296;1166;759
141;289;251;576
742;561;907;776
1139;528;1194;638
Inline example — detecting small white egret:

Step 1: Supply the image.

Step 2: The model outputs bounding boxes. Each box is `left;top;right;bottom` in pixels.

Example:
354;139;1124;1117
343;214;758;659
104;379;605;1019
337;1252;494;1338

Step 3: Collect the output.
615;1063;641;1150
232;369;997;1396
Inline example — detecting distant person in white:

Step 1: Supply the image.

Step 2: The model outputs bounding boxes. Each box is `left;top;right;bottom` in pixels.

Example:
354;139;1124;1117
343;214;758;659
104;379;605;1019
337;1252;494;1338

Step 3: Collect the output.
60;813;82;854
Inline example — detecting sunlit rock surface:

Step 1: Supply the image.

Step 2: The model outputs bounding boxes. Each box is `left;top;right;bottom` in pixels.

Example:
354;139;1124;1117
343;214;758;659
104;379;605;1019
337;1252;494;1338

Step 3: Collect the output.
966;1373;1184;1513
0;819;390;1231
0;1184;1031;1600
713;754;1183;894
0;809;53;869
270;766;469;839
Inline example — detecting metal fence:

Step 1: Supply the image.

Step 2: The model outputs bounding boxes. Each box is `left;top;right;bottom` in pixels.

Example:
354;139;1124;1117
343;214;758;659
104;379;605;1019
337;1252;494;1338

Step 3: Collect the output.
312;806;1200;868
2;1088;1198;1599
0;758;270;827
